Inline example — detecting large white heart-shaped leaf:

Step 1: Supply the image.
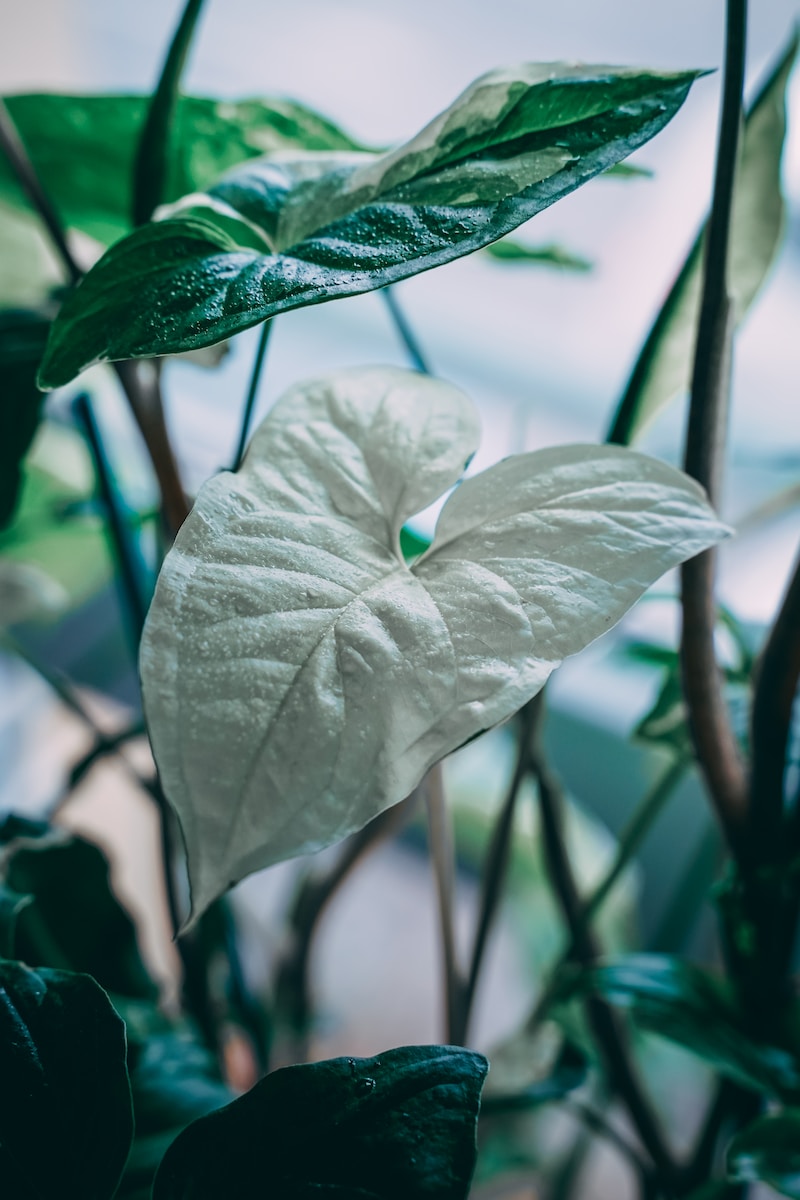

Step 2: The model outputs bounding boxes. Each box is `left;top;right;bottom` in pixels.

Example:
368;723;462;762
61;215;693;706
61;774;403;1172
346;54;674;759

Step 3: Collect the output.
140;367;728;923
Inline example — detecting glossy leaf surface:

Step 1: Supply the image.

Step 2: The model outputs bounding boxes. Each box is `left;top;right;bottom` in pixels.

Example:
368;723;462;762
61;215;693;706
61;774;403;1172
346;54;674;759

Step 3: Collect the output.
607;29;797;444
1;91;364;248
140;367;727;921
39;63;700;386
0;958;133;1199
728;1109;800;1197
153;1045;487;1199
556;954;800;1096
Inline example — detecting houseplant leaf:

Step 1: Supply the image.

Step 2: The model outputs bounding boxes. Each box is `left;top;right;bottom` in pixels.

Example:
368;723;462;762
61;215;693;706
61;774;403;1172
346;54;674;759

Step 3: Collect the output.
728;1109;800;1197
607;28;798;444
39;62;701;386
0;958;133;1199
152;1045;488;1199
555;954;800;1096
139;366;728;922
1;92;364;248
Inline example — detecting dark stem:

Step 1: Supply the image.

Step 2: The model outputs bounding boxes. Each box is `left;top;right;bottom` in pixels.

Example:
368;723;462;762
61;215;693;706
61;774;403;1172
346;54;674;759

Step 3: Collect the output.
751;543;800;858
680;0;749;856
382;287;432;375
528;693;677;1183
132;0;206;225
560;1096;652;1183
456;713;534;1044
114;361;190;538
0;98;82;285
273;795;416;1062
426;763;469;1042
65;720;146;792
73;392;150;650
232;320;273;471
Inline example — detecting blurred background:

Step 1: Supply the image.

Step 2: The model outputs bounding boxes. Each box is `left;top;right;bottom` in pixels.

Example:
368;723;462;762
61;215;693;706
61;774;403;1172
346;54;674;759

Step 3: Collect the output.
1;4;799;1191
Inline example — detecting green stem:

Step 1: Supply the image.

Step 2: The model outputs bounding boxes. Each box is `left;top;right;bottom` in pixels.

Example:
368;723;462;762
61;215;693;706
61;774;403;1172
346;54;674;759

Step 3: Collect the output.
680;0;749;857
382;287;431;375
426;762;468;1042
132;0;206;225
232;320;273;471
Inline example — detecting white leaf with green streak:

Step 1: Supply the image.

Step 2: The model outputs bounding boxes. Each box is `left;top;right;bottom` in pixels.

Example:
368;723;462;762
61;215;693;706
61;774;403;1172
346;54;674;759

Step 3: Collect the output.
39;62;701;387
607;30;798;445
139;366;728;924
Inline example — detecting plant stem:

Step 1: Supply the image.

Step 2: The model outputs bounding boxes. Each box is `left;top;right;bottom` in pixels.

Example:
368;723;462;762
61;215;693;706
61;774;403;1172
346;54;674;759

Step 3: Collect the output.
426;762;468;1042
0;98;82;285
751;543;800;858
114;360;190;538
382;287;432;375
456;719;533;1044
560;1096;652;1183
132;0;206;226
273;794;416;1061
680;0;749;856
232;320;273;471
528;693;677;1183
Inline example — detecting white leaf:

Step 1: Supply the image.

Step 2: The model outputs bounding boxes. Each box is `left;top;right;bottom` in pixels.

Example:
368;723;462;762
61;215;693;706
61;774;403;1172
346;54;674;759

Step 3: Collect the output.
140;366;728;923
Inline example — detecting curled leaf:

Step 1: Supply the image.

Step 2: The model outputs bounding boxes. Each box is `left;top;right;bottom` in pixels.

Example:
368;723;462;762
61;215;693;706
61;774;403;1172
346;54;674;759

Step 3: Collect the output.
140;366;728;921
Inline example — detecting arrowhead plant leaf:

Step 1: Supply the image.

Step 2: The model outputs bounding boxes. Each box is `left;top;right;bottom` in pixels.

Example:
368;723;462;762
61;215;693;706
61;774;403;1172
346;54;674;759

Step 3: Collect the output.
140;366;729;923
39;63;701;387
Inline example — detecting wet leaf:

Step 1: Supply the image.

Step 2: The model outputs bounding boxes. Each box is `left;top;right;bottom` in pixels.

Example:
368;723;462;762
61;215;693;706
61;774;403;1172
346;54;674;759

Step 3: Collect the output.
39;63;700;385
0;959;133;1199
153;1045;488;1200
728;1109;800;1197
607;29;798;444
140;366;728;922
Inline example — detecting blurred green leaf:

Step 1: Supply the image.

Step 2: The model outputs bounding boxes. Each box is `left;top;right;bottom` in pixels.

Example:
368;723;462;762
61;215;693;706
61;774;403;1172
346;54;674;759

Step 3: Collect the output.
1;92;366;248
39;64;700;384
0;814;156;999
484;238;592;270
0;883;32;957
0;310;51;528
153;1046;488;1199
555;954;800;1096
607;28;798;444
0;201;64;307
728;1109;800;1197
0;958;133;1199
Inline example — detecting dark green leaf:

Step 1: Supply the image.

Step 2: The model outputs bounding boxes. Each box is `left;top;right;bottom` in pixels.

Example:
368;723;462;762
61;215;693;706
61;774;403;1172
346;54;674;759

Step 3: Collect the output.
555;954;800;1096
728;1109;800;1197
115;1009;234;1199
0;958;133;1199
39;64;700;386
153;1045;488;1199
132;0;206;226
0;814;156;998
0;310;50;528
0;884;32;957
607;28;798;444
1;92;365;248
483;238;592;270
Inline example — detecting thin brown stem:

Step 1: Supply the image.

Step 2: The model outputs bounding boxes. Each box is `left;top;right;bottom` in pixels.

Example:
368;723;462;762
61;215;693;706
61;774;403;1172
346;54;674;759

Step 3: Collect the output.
113;360;189;538
528;694;677;1183
426;762;468;1042
0;98;82;285
680;0;749;856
